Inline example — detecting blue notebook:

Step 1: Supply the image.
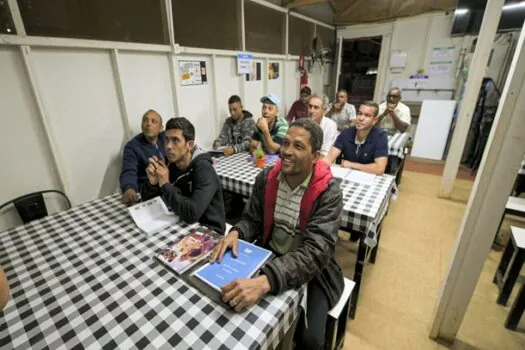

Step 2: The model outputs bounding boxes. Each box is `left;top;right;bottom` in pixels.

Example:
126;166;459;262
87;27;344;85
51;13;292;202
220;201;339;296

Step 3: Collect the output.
193;240;272;291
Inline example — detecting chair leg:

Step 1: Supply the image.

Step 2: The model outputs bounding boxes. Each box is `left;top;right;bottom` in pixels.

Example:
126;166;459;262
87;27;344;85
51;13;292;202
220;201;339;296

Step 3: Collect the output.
349;238;367;319
505;281;525;331
493;212;506;245
497;250;525;306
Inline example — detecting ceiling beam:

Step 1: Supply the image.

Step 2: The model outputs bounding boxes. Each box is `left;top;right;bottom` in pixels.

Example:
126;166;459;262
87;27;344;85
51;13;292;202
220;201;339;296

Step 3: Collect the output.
286;0;327;9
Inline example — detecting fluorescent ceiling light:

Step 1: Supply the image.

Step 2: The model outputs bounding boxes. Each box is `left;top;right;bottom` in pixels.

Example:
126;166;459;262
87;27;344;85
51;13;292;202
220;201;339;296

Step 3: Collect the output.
455;8;469;15
503;1;525;11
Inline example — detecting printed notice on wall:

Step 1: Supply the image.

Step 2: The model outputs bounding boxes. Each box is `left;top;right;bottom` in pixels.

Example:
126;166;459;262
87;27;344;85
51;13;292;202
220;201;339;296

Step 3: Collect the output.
237;52;253;75
429;61;453;75
179;61;207;86
432;46;455;59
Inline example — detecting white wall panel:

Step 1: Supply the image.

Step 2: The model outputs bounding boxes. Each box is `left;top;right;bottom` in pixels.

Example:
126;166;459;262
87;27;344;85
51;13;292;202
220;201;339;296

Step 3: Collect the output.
31;48;124;205
0;48;61;230
118;52;175;135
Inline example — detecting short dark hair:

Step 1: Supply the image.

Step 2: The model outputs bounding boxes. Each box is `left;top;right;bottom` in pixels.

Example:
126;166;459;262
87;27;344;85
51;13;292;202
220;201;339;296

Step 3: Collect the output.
142;109;162;123
165;117;195;141
337;89;348;96
228;95;242;105
289;118;323;153
359;101;380;117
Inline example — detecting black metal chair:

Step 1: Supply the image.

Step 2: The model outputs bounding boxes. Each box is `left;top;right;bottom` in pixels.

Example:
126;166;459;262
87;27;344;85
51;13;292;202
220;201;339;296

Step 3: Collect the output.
0;190;72;224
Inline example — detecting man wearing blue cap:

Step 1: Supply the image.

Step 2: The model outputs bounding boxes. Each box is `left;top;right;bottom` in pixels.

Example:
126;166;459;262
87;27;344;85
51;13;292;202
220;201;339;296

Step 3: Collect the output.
250;94;289;155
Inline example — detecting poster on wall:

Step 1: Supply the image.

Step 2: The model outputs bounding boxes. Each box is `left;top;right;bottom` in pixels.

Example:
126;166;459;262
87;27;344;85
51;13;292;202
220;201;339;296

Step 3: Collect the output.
237;52;253;74
429;61;453;75
179;60;207;86
245;62;261;82
432;46;455;59
268;62;279;80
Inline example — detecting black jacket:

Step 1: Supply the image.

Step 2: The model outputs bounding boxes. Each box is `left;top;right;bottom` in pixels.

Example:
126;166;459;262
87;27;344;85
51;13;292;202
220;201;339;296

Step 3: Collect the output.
234;167;344;308
141;148;226;234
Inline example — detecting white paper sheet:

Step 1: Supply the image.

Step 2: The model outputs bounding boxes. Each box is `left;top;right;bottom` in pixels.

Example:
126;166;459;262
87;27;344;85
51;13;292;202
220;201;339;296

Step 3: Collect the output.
346;170;376;185
330;166;350;180
128;196;179;235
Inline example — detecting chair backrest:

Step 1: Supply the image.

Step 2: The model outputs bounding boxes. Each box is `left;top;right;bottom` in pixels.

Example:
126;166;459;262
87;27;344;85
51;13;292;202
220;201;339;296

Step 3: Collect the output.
0;190;71;225
13;193;49;223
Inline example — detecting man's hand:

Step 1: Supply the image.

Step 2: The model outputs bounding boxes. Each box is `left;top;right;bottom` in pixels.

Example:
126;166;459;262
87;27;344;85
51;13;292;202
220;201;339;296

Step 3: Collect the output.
221;275;271;313
342;160;353;169
210;231;239;263
257;117;269;134
333;102;343;112
148;156;169;186
223;146;234;156
387;103;396;116
121;188;139;204
146;162;158;185
213;141;220;149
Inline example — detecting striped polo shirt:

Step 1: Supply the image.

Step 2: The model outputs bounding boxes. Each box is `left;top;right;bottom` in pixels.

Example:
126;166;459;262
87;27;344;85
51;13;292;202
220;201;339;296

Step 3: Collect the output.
269;172;312;255
252;116;289;153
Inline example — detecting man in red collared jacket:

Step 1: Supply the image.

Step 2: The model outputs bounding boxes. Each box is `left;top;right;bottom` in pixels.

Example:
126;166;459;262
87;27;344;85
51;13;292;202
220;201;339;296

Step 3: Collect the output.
211;119;344;350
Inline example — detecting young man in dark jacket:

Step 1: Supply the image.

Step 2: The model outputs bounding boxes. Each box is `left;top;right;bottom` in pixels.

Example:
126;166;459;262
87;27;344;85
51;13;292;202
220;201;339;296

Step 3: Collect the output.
211;119;344;350
119;109;166;204
213;95;255;156
142;117;226;234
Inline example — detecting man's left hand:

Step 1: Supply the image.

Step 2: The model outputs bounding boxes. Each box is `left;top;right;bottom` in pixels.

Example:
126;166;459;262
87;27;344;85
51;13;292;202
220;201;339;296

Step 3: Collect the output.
222;275;271;313
223;146;234;156
257;118;269;134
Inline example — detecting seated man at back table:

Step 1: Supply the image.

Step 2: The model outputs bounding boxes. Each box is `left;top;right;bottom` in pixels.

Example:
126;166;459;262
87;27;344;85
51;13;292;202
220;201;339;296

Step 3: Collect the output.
213;95;255;156
211;119;344;350
119;109;166;204
326;89;356;132
250;94;289;155
378;87;411;134
324;101;388;175
141;117;226;234
286;86;311;124
309;92;338;156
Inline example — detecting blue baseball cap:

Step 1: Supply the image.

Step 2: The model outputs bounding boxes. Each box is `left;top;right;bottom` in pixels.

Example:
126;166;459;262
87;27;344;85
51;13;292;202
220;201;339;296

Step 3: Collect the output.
260;93;281;106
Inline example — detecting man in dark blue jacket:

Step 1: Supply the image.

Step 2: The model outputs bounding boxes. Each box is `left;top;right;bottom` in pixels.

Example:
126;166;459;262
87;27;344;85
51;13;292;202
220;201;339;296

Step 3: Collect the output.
119;109;166;204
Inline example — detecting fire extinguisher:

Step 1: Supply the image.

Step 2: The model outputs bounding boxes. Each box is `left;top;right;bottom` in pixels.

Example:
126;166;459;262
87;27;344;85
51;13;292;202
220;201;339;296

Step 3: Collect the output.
299;56;308;90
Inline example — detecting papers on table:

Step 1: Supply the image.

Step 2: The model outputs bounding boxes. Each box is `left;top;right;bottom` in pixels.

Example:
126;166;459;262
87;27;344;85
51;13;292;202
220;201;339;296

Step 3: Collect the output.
330;166;350;180
330;166;376;185
346;170;376;185
128;196;179;235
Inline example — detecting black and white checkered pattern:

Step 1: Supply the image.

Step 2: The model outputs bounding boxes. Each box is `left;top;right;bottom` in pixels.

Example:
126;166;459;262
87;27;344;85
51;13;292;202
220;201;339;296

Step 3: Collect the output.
214;153;396;248
339;176;395;247
0;195;301;350
387;133;411;159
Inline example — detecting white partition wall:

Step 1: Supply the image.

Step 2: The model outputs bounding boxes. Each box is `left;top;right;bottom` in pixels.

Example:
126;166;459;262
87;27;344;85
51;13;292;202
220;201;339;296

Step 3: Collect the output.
118;52;175;135
31;48;125;205
214;57;243;124
0;48;61;230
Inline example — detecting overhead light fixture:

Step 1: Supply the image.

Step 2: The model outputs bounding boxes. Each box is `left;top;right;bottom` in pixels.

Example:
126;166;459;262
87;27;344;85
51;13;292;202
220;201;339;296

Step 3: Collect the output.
455;8;469;15
503;1;525;11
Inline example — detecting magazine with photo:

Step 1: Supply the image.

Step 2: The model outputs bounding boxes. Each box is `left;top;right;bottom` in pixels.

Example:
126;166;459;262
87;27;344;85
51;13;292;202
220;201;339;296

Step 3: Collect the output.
193;240;272;291
156;227;220;274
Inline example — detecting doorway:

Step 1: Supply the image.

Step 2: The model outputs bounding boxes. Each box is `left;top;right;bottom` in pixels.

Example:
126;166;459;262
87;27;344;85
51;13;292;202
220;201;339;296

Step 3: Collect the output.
337;36;382;108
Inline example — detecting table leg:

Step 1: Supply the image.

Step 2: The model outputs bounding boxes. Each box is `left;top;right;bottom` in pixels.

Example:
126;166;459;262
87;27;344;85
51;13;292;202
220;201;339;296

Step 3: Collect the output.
505;281;525;331
493;238;515;284
493;212;506;245
497;249;525;306
370;225;382;265
349;237;367;319
396;158;406;186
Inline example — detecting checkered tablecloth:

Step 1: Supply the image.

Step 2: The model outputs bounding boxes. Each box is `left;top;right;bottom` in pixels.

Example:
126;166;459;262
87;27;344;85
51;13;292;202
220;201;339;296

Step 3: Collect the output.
387;133;411;159
214;153;396;248
0;195;301;350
